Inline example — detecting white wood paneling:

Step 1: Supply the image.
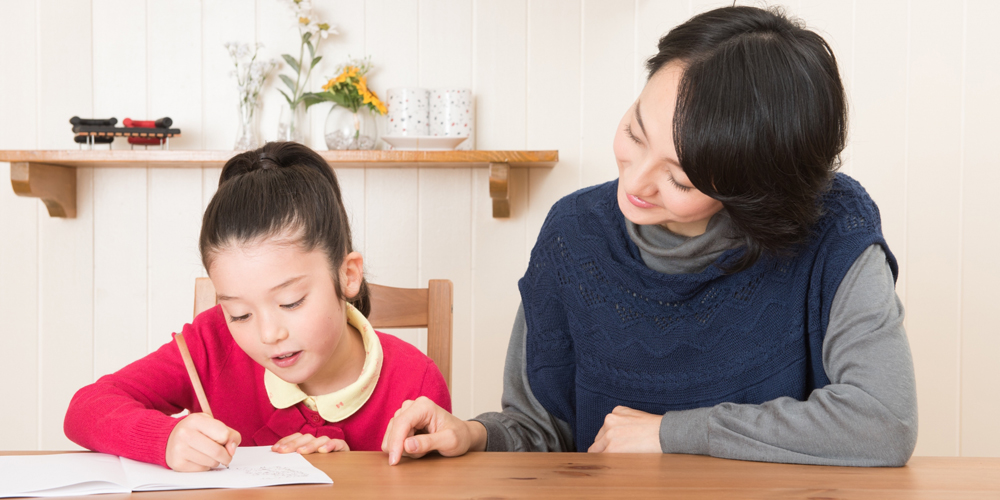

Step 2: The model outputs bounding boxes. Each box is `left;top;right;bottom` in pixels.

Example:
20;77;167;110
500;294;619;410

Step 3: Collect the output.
0;0;40;451
580;0;634;187
147;1;206;348
960;0;1000;458
418;0;474;418
202;0;256;150
906;0;964;457
470;0;527;415
36;0;95;451
849;0;909;304
92;0;149;377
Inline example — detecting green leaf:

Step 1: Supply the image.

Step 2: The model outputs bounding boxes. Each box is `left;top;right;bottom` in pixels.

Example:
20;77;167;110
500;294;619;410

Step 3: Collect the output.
279;74;297;92
302;92;329;110
303;32;312;43
310;56;322;70
277;89;293;106
306;40;315;60
282;54;300;74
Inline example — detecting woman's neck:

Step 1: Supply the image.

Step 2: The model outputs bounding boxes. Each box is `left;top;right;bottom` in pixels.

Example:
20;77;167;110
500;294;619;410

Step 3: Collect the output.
299;320;366;396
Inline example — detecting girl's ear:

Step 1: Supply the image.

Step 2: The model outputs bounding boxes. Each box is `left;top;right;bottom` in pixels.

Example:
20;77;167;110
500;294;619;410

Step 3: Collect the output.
339;251;364;299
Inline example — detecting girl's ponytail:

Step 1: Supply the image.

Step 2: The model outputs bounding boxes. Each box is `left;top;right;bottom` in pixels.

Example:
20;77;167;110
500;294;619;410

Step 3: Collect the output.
350;279;372;318
202;141;367;314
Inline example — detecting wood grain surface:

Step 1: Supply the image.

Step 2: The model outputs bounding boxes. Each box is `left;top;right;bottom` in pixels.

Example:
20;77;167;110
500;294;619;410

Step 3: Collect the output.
3;451;999;499
0;150;558;169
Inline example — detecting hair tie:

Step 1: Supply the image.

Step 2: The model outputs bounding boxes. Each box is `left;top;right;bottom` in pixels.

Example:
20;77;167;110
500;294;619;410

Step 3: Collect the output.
258;152;276;168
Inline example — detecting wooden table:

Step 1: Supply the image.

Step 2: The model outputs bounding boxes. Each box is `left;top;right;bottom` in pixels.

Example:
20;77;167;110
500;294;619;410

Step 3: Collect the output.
11;451;1000;499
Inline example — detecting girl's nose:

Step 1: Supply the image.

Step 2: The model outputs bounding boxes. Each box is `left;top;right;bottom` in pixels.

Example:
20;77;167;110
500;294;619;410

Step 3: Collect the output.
259;317;290;344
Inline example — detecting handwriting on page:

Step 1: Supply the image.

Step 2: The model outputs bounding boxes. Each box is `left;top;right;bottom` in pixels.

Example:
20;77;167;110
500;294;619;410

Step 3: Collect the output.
233;466;308;479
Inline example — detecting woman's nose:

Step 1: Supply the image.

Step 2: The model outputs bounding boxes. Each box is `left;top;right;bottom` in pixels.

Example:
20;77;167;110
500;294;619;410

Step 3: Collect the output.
623;158;659;196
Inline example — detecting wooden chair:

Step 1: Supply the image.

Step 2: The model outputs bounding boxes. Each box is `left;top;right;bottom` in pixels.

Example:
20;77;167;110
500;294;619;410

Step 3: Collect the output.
194;277;453;388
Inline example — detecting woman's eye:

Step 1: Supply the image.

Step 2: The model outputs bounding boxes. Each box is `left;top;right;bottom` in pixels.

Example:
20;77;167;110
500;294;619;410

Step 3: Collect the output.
625;124;642;144
281;297;306;310
669;176;693;192
229;313;250;323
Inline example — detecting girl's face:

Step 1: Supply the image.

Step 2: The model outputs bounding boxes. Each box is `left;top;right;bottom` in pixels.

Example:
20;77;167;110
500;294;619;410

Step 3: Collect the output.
208;237;364;396
612;62;724;236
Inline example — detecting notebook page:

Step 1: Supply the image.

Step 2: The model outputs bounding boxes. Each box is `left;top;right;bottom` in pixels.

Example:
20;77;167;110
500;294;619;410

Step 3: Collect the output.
0;453;129;498
120;446;333;491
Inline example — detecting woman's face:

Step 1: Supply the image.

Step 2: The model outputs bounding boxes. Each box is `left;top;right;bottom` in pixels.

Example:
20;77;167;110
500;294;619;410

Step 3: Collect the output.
613;62;723;236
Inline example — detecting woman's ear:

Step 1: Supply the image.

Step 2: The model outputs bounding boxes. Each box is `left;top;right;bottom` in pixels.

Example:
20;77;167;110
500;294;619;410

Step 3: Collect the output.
339;251;364;299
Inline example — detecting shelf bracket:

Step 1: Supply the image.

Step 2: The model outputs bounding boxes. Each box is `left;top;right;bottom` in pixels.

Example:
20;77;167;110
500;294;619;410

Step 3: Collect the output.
10;162;77;218
489;162;510;218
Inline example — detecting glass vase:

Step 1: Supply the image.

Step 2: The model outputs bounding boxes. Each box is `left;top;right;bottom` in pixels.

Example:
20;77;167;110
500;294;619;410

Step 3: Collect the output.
234;99;261;150
324;105;378;150
276;101;309;144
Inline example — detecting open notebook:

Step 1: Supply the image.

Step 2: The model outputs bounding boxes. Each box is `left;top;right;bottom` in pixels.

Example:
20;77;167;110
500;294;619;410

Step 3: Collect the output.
0;446;332;497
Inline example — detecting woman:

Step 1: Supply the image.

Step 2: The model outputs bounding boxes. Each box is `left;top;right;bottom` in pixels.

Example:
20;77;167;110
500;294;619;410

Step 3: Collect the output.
382;5;917;467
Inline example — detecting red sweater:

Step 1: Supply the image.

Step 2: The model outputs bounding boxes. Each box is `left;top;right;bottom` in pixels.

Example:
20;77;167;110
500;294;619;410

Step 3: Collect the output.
64;305;451;467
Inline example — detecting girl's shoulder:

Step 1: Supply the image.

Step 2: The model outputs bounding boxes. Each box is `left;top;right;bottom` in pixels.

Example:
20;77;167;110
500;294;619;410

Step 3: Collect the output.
374;331;434;371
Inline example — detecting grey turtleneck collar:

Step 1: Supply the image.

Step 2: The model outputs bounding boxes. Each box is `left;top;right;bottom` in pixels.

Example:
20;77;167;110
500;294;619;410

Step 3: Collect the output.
625;210;741;275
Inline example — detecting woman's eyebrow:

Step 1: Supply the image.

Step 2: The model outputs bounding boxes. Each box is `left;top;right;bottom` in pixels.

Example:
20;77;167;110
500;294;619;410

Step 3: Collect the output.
634;100;648;138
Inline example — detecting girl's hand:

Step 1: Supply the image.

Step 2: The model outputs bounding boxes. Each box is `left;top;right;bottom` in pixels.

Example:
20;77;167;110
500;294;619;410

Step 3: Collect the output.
588;406;663;454
272;433;350;454
381;396;487;465
165;413;242;471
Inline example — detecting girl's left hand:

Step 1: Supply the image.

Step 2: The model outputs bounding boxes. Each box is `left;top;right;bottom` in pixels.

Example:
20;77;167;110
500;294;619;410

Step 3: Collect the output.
588;406;663;453
272;433;350;454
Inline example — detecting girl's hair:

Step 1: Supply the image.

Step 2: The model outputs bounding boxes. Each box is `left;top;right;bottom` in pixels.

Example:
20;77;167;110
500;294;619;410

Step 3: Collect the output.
199;141;371;316
646;6;847;273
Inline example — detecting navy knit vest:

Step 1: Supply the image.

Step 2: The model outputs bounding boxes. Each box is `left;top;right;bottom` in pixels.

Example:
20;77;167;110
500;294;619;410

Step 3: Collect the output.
520;173;897;452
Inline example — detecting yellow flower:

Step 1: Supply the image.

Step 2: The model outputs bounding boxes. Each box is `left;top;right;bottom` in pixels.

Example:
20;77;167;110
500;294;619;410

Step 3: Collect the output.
299;16;310;25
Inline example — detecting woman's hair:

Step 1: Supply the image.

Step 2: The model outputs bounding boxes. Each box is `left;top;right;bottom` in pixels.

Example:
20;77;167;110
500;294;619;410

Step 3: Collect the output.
646;6;847;273
200;141;371;316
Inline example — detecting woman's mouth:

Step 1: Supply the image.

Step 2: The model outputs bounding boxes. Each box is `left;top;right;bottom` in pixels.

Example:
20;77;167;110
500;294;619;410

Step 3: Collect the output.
271;351;302;368
627;194;657;209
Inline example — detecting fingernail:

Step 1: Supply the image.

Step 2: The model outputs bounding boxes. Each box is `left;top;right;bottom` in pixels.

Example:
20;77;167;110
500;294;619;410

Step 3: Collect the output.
404;438;417;453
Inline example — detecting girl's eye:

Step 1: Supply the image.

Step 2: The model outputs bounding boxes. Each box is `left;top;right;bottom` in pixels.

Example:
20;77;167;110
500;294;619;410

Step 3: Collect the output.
669;176;693;192
229;313;250;323
625;124;642;145
281;297;306;310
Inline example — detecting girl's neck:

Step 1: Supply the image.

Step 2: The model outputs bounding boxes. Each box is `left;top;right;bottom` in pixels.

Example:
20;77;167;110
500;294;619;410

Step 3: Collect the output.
299;318;367;396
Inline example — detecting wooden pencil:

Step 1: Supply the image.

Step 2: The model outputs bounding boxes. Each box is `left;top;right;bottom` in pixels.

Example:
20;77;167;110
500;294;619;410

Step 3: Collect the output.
174;332;214;417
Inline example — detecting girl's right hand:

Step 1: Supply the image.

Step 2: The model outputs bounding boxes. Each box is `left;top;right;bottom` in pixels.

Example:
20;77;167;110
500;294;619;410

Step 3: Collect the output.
381;396;488;465
165;413;242;471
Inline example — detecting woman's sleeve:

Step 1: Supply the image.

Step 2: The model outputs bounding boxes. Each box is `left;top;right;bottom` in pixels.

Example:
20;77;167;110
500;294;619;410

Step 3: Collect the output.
659;244;918;466
63;324;205;467
470;304;576;452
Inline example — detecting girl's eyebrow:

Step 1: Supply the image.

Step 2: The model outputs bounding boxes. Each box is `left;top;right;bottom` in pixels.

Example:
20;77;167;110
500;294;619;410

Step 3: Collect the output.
217;275;307;302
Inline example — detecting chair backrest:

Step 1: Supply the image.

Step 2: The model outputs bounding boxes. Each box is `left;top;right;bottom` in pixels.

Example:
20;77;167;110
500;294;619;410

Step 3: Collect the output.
194;277;453;388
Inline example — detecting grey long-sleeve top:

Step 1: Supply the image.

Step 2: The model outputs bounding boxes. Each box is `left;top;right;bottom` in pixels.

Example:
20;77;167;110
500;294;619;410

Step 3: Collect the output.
472;212;918;466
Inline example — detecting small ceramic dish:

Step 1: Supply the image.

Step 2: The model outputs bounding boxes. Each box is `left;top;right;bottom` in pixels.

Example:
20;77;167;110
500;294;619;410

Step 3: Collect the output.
382;135;467;151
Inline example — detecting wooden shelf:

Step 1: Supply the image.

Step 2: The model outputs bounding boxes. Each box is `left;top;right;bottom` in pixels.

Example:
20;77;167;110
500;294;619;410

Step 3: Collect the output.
0;149;558;218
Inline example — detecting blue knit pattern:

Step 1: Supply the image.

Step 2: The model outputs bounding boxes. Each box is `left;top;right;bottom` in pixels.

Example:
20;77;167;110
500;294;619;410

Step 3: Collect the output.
520;173;897;452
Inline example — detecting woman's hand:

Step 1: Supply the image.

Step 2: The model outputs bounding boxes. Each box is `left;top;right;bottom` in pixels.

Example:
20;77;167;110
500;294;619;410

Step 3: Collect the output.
381;396;487;465
165;413;242;471
272;433;349;454
588;406;663;453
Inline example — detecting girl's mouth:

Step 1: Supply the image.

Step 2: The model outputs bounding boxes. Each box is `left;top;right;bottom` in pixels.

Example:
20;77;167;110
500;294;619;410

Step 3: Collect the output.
272;351;302;368
627;194;657;209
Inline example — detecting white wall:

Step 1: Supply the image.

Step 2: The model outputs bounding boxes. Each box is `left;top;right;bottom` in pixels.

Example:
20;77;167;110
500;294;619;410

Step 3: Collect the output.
1;0;998;457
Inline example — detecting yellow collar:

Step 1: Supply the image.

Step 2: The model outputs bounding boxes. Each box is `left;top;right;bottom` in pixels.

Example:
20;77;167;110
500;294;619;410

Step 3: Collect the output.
264;302;383;423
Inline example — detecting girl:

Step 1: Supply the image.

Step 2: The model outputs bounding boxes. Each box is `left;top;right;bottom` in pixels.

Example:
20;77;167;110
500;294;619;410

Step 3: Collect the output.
382;6;917;466
64;141;451;471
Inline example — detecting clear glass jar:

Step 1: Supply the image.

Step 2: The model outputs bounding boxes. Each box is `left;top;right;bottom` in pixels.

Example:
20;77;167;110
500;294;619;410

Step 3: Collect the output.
276;101;309;144
234;98;261;150
324;105;378;150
